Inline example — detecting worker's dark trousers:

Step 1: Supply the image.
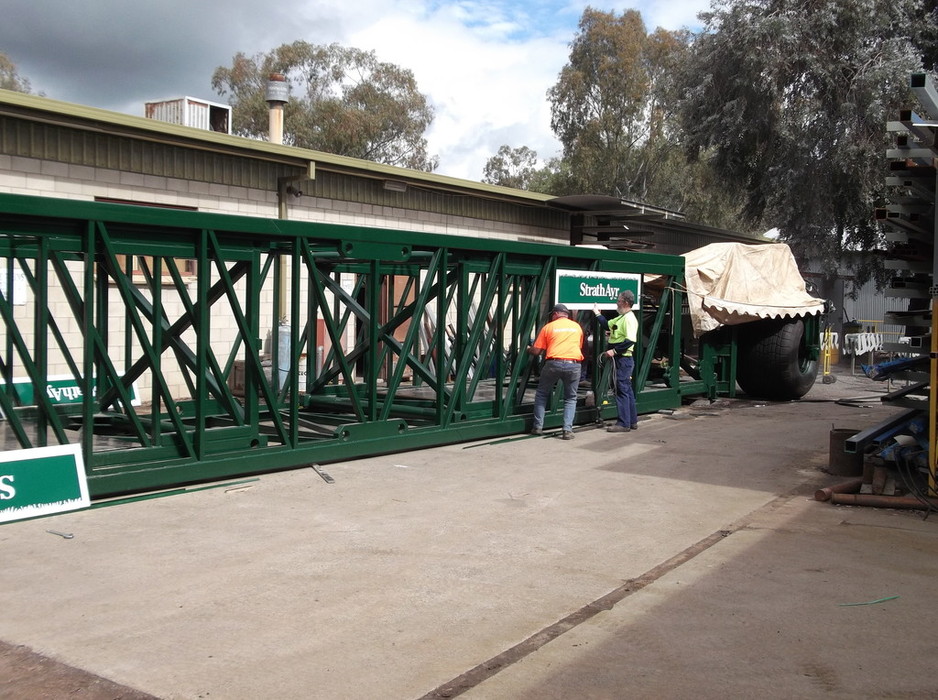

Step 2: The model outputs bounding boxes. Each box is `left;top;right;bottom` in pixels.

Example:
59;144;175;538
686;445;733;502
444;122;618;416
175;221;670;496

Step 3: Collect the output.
613;356;638;428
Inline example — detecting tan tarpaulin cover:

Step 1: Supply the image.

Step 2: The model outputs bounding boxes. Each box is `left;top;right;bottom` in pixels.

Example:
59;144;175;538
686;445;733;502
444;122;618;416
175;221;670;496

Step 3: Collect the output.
684;242;825;337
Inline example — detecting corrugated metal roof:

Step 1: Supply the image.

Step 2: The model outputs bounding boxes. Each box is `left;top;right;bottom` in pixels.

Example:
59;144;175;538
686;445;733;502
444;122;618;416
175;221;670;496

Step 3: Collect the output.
0;88;554;206
547;194;768;253
0;89;766;252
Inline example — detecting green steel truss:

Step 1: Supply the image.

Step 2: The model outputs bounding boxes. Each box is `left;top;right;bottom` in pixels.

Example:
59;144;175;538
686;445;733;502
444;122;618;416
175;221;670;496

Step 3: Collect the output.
0;193;713;497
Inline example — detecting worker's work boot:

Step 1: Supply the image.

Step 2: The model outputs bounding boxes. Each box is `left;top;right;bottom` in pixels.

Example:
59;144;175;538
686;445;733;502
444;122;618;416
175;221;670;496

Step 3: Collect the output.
561;430;575;440
530;427;543;435
607;425;630;433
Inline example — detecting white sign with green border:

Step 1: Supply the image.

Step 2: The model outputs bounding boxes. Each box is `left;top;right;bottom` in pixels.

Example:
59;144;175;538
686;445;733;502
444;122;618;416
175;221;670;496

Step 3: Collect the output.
556;270;642;310
0;443;89;524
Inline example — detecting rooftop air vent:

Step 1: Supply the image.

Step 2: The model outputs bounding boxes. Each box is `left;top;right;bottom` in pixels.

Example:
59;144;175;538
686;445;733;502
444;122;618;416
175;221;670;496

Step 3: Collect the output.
144;97;232;134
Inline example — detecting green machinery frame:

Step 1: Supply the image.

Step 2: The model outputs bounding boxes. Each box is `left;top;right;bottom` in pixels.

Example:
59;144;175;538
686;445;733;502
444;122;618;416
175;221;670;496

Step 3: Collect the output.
0;193;727;497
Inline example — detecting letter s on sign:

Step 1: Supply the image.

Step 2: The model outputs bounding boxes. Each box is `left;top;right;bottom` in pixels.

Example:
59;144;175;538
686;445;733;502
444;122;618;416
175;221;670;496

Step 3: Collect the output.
0;475;15;500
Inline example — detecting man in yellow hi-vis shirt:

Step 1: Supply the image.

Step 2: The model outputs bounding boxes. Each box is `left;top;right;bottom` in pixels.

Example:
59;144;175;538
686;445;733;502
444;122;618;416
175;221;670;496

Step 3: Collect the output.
599;290;638;433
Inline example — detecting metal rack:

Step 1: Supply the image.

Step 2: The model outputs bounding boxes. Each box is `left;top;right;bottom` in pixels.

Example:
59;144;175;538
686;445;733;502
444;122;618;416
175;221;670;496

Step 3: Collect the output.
869;73;938;503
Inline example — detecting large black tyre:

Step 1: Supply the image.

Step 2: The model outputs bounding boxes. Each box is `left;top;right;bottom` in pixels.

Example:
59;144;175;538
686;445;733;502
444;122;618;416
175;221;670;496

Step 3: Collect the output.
736;317;818;400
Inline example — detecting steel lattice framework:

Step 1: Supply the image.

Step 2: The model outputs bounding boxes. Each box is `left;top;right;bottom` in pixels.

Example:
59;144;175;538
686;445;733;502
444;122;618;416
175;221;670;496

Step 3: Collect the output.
0;193;724;497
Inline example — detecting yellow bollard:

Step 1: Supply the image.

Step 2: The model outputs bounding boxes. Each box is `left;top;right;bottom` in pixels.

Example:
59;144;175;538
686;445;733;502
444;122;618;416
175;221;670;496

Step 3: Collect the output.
821;326;836;384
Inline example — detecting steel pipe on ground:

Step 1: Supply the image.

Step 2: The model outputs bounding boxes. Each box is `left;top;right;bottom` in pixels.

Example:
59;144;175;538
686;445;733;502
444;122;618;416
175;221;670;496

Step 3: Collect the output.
829;493;938;510
814;478;864;502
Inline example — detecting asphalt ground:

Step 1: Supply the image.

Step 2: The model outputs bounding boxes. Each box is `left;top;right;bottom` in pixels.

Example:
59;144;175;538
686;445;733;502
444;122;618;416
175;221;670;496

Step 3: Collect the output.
1;363;936;699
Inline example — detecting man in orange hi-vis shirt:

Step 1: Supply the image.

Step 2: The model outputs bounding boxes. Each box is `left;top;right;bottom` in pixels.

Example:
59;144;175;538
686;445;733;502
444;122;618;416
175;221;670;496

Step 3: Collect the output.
527;303;584;440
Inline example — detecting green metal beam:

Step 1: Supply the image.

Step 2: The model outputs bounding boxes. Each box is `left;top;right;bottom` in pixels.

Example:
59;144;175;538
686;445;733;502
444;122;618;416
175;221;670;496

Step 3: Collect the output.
0;191;709;499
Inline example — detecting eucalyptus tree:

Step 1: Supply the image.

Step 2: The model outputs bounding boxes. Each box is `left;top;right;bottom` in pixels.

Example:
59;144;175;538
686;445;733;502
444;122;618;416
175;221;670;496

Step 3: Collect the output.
212;41;437;171
678;0;935;274
482;145;539;189
0;52;31;93
546;8;692;202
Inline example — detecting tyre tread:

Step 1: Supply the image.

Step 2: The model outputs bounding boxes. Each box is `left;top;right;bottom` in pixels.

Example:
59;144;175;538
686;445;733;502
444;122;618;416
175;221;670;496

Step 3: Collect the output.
736;318;818;400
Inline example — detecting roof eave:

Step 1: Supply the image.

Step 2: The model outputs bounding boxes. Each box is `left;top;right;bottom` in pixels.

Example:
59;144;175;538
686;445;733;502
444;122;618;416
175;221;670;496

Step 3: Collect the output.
0;88;554;205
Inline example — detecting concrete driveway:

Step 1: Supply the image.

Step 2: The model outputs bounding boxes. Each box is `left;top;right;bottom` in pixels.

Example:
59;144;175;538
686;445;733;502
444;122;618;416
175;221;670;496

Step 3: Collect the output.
1;367;936;699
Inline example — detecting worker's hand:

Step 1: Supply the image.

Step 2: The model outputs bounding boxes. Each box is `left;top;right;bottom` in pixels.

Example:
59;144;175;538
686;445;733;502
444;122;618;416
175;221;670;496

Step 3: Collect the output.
606;349;615;358
592;303;600;315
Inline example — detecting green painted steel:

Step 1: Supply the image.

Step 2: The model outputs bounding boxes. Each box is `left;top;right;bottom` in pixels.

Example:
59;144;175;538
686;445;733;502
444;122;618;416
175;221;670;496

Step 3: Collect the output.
0;192;723;498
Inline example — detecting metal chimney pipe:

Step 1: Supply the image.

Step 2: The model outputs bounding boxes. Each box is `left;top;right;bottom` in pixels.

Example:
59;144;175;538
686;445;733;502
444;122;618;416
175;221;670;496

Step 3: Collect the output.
266;73;288;144
267;73;292;337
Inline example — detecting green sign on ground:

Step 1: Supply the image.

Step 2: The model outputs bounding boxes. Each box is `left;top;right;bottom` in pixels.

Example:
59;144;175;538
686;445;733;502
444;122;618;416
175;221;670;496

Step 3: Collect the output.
9;375;139;406
0;444;89;523
555;270;642;310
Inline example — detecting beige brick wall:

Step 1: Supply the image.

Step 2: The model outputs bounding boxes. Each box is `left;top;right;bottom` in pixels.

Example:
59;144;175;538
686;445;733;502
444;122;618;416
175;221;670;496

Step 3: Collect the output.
2;155;565;244
1;155;564;409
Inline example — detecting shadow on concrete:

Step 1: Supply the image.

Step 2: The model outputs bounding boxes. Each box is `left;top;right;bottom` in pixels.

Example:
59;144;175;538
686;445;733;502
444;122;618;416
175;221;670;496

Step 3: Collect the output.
455;491;938;698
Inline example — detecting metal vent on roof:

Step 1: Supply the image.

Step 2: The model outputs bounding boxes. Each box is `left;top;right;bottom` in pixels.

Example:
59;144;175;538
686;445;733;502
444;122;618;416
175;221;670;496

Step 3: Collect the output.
144;97;232;134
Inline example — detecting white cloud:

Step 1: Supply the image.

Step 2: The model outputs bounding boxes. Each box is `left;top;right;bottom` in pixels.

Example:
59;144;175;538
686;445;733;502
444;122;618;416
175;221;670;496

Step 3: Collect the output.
0;0;713;183
342;0;712;180
348;10;568;180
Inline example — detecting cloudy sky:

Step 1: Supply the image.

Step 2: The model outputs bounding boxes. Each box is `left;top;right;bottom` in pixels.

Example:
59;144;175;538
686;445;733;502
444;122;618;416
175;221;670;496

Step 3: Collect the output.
1;0;709;182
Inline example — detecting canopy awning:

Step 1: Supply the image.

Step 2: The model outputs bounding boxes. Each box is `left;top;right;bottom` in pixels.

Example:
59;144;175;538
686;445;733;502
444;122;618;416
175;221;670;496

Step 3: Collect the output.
683;242;825;337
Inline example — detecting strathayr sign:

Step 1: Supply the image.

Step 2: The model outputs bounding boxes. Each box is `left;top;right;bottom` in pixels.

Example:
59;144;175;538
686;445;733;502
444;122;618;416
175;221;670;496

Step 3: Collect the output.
555;270;641;310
